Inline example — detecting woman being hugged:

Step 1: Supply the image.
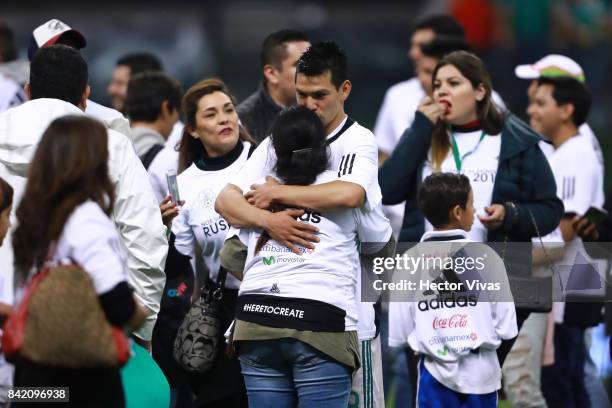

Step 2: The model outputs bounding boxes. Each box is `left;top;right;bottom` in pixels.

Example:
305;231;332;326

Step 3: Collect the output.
223;106;393;408
12;116;148;407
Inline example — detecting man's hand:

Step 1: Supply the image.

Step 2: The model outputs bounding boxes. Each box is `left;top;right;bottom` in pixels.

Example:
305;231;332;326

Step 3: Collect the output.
160;195;184;228
572;215;599;241
245;176;281;209
478;204;506;230
261;209;320;255
417;97;445;124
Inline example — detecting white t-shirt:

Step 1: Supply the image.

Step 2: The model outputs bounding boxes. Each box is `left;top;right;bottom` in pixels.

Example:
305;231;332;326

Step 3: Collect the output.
147;146;180;203
166;121;185;150
388;229;517;394
423;129;502;242
235;170;392;331
52;201;128;295
230;116;382;211
172;141;252;290
0;75;25;113
540;135;605;322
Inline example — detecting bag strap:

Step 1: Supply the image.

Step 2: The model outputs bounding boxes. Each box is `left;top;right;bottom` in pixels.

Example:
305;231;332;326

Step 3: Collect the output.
501;205;562;289
141;144;165;170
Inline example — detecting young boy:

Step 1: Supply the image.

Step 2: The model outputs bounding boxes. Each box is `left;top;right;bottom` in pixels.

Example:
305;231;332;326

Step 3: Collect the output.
388;172;517;407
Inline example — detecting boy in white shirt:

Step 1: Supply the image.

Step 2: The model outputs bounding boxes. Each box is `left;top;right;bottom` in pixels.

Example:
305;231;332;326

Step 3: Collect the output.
388;173;517;407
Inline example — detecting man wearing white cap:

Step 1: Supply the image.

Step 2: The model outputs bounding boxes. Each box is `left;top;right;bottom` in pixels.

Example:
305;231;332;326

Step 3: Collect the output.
28;18;131;138
515;54;604;178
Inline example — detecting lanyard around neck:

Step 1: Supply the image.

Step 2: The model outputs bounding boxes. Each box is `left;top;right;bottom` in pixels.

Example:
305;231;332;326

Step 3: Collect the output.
449;128;486;172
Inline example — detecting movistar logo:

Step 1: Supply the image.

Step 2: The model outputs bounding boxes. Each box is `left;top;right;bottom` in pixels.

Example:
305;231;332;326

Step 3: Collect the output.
437;345;449;357
263;256;275;265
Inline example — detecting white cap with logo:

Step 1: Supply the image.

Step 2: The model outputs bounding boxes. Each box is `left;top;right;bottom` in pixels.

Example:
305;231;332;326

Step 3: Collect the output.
515;54;585;83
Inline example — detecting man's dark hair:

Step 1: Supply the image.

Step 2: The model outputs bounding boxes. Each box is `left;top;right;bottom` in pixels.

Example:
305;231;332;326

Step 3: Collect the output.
414;15;465;38
296;41;348;89
537;77;591;127
418;173;471;228
29;45;87;106
421;35;470;60
0;22;17;62
125;72;182;122
260;29;309;70
117;52;163;76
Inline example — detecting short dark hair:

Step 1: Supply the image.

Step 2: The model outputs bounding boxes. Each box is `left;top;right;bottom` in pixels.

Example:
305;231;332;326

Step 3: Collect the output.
414;15;465;38
117;53;163;76
260;29;309;70
125;72;182;122
537;77;591;127
0;22;17;62
421;35;470;60
419;173;471;228
296;41;348;89
29;45;87;106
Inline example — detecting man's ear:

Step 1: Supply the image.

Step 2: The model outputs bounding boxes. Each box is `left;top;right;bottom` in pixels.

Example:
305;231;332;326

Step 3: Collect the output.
339;80;352;102
560;103;575;123
78;85;91;111
263;64;279;86
24;83;32;100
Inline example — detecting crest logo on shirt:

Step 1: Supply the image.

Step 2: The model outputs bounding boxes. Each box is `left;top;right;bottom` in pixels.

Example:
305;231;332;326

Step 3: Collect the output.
196;188;216;210
270;283;280;293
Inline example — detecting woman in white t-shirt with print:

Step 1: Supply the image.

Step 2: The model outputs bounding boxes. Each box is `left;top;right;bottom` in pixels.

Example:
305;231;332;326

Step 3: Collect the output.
12;116;148;408
162;79;254;408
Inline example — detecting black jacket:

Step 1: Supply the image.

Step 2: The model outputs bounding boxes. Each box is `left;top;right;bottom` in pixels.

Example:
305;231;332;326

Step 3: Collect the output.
237;82;282;144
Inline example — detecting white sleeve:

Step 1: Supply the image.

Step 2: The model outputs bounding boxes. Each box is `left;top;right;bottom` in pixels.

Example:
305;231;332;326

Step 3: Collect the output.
107;129;168;341
228;138;275;193
492;302;518;341
355;204;393;254
388;301;415;347
373;89;397;155
171;206;195;258
337;130;382;210
558;148;599;215
64;204;128;295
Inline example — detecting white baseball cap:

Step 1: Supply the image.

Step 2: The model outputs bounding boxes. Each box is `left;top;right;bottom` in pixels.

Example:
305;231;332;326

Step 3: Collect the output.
515;54;585;83
28;19;86;60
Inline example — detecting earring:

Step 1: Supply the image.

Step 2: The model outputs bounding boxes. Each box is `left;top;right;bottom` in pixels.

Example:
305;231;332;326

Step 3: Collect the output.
190;132;198;139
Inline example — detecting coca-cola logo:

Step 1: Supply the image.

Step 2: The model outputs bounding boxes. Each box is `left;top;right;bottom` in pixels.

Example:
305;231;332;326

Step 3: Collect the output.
432;314;469;329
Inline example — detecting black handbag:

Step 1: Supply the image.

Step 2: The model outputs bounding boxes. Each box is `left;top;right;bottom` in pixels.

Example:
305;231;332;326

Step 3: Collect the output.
172;267;228;373
502;208;555;313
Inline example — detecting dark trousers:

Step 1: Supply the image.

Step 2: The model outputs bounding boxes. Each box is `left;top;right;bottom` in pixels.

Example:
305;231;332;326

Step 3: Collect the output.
541;323;590;408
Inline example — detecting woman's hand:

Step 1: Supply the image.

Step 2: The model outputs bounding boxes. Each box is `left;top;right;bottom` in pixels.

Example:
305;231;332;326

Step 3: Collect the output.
478;204;506;230
417;97;445;124
160;195;184;228
261;209;320;255
245;176;281;210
